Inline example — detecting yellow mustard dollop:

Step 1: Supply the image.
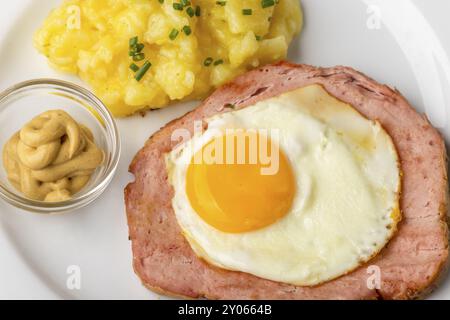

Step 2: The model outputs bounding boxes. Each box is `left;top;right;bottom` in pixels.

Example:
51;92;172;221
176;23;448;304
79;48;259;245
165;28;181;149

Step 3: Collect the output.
2;110;104;202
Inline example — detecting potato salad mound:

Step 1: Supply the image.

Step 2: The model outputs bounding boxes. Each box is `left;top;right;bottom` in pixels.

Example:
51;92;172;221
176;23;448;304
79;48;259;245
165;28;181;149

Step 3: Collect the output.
34;0;303;117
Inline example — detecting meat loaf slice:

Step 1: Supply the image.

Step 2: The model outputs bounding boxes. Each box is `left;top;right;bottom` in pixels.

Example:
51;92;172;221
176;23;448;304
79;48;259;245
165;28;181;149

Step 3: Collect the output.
125;62;449;300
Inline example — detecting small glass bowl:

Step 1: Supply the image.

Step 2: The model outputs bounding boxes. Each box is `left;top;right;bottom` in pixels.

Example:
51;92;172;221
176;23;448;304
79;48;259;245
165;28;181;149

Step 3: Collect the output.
0;79;120;214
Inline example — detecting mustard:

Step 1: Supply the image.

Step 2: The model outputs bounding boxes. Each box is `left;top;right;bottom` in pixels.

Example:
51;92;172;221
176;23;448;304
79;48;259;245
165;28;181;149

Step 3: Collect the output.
2;110;104;202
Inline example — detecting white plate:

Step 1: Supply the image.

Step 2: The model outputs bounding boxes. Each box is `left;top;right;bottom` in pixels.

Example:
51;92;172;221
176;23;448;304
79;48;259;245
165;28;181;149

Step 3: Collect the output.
0;0;449;300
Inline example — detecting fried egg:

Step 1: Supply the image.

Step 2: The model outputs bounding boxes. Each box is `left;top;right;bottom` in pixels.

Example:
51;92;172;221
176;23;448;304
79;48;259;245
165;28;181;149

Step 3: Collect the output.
166;84;401;286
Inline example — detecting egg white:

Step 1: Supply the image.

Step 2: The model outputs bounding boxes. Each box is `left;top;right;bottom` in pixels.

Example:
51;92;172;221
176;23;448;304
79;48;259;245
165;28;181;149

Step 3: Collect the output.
166;85;401;286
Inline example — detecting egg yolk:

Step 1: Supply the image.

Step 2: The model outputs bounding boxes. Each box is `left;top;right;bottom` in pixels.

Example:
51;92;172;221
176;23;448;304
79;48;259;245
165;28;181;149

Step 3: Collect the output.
186;131;296;233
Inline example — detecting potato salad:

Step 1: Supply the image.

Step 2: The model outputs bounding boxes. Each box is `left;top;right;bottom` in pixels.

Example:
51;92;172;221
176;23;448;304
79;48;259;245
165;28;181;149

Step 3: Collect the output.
34;0;303;116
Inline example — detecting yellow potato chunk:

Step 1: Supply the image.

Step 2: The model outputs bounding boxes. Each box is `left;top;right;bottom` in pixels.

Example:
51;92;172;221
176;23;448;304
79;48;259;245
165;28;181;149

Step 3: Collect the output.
34;0;303;117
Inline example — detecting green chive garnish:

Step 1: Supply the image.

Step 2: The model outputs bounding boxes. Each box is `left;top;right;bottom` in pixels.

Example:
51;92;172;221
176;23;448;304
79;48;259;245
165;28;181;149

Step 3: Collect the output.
186;6;195;17
136;43;145;53
204;57;213;66
135;61;152;81
169;29;179;40
173;3;183;10
242;9;252;15
261;0;275;8
255;35;262;41
195;5;201;16
181;0;191;6
130;63;139;72
133;53;145;62
216;1;226;6
158;0;164;3
182;25;192;36
214;59;224;66
129;36;138;47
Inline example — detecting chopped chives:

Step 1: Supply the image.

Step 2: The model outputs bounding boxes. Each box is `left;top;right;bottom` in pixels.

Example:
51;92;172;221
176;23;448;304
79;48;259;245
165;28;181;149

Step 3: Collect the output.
204;57;213;66
255;35;262;41
186;6;195;17
195;5;201;16
130;63;140;72
158;0;164;3
182;25;192;36
169;29;179;40
136;43;145;53
216;1;226;6
129;36;138;47
242;9;252;15
261;0;275;8
133;53;145;62
214;59;224;66
135;61;152;81
173;3;183;10
181;0;191;6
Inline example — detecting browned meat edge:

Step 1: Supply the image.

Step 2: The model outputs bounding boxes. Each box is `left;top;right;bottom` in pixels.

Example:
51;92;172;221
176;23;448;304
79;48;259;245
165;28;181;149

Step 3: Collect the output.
125;62;449;300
